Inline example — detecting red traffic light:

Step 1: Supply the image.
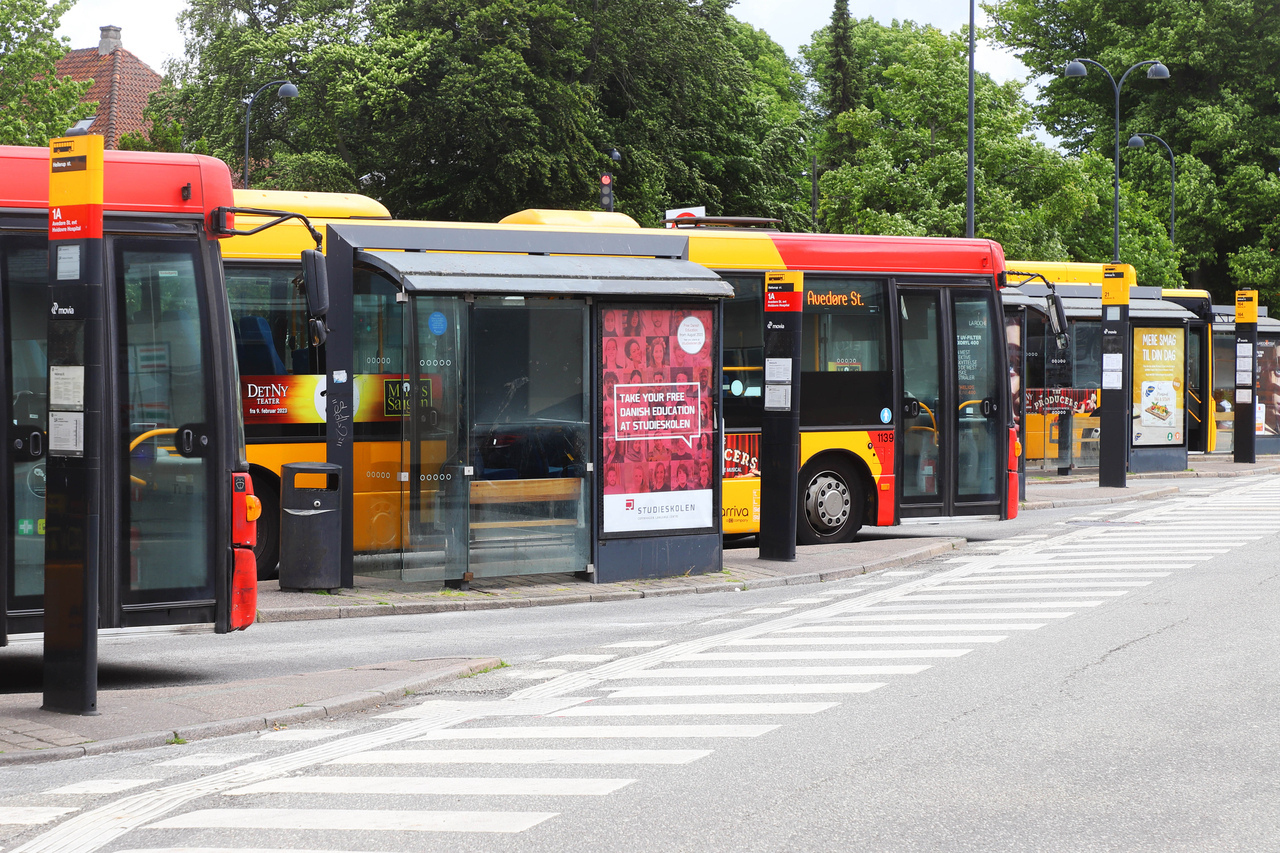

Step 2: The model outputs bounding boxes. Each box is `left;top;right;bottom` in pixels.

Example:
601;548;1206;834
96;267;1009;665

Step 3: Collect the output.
601;174;612;186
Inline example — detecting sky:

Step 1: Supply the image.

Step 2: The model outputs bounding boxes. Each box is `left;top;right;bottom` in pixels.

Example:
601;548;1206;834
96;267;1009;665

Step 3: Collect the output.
56;0;1032;86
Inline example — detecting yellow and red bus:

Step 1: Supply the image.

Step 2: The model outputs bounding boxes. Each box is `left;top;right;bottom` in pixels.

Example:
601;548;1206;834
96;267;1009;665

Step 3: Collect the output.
1;144;261;643
223;199;1019;575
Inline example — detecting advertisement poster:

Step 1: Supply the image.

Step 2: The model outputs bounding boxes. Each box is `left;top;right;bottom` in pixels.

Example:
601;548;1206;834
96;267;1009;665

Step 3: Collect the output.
601;306;715;533
724;433;760;479
1256;339;1280;435
1131;327;1185;446
241;374;434;425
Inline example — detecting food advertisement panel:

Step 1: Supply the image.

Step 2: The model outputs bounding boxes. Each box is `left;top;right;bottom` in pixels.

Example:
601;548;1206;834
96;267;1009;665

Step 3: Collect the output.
241;373;434;425
1131;327;1185;446
601;306;716;534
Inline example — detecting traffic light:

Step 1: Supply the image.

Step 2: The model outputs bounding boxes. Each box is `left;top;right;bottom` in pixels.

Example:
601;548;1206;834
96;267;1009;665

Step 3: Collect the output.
600;173;613;212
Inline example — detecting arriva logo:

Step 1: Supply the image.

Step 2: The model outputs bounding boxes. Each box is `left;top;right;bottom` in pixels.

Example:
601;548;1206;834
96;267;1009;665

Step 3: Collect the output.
50;302;74;315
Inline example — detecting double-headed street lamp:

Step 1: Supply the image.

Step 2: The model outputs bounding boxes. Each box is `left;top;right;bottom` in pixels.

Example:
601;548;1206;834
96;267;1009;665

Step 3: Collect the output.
1064;58;1170;262
243;80;299;189
1128;132;1176;248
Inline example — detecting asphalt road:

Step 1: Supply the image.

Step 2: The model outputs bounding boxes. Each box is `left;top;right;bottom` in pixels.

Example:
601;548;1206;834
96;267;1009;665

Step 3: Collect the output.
3;476;1278;852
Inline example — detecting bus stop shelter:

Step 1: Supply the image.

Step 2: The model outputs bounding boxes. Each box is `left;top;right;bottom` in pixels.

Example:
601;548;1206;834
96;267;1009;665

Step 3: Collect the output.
321;222;732;587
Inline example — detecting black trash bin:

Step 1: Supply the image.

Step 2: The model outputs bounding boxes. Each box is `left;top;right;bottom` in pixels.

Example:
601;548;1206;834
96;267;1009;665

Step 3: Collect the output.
278;461;342;591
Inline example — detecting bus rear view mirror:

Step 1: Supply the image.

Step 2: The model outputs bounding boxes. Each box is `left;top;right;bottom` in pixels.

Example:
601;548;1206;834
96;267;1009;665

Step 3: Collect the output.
1048;293;1070;350
301;249;330;347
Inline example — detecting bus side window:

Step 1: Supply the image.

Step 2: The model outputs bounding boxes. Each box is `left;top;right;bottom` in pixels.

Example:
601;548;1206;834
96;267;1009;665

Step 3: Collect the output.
799;278;892;427
225;265;313;377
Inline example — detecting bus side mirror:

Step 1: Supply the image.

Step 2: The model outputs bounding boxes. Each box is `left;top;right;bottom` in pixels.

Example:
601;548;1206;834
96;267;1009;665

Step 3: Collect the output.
301;249;330;347
1049;293;1070;350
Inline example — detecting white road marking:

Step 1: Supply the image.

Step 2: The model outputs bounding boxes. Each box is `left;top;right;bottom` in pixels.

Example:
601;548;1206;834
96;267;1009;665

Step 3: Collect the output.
153;753;260;767
780;598;831;604
957;572;1170;580
826;612;1070;621
258;730;349;742
604;665;931;678
0;807;77;825
44;780;159;795
780;624;1044;632
742;608;794;614
549;702;838;716
724;636;1005;645
882;571;926;576
603;641;668;648
866;602;1100;610
933;581;1153;589
225;776;635;796
415;725;779;740
675;649;971;661
606;683;884;697
147;808;557;834
331;749;711;765
900;591;1129;600
540;654;617;663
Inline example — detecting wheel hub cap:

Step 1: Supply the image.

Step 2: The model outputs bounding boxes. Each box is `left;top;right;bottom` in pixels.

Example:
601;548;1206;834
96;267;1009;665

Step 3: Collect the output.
805;474;849;531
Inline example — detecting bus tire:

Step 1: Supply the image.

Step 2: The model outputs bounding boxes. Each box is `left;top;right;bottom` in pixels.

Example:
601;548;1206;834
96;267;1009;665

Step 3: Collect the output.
796;456;864;545
250;468;280;581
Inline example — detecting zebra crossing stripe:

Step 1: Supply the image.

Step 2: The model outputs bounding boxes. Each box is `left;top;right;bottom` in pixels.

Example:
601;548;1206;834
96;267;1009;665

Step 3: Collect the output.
415;725;779;740
674;650;971;661
225;776;635;796
779;624;1043;632
827;612;1069;620
44;780;158;795
147;808;557;834
603;665;931;678
723;636;1006;645
549;702;838;717
330;749;711;765
606;683;884;697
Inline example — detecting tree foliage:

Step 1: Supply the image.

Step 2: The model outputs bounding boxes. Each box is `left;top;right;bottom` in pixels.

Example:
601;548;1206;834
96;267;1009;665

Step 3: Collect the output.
803;14;1180;284
0;0;93;145
985;0;1280;302
167;0;809;226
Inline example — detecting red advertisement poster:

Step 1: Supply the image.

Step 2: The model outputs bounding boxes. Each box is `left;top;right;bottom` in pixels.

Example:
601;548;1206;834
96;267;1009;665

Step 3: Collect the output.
724;433;760;479
602;306;716;533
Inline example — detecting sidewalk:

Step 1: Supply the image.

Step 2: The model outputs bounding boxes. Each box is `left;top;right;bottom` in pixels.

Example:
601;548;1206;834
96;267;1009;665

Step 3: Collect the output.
1;455;1275;766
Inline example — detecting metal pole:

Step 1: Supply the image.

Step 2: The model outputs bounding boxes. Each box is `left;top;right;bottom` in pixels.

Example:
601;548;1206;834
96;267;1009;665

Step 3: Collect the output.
966;0;975;239
243;80;290;189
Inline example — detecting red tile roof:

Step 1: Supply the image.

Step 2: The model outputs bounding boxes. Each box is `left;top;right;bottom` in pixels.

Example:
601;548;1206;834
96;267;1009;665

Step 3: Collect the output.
55;31;163;150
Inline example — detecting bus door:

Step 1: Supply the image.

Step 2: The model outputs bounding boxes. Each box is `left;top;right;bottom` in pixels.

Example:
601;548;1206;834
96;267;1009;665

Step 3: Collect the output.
898;286;1004;517
116;237;222;623
1186;321;1209;452
2;235;48;640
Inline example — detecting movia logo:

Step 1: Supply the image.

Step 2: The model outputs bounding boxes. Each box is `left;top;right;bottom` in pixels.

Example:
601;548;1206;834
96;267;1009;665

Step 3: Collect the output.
50;302;74;315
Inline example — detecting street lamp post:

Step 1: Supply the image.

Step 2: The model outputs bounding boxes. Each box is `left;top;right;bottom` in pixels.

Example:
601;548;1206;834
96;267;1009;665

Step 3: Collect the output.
1128;132;1176;248
1064;58;1169;262
243;80;299;189
966;0;975;239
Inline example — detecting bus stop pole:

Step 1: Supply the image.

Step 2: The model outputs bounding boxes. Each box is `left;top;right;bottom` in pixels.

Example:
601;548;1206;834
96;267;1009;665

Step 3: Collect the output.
759;271;803;561
1098;269;1130;488
42;134;105;715
1234;290;1258;464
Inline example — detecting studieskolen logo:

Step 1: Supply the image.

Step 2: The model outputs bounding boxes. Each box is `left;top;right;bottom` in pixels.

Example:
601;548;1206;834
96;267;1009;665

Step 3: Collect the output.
625;499;635;510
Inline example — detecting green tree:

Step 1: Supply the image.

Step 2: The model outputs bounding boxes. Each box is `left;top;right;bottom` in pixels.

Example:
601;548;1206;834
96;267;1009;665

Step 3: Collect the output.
985;0;1280;303
803;14;1180;285
0;0;93;145
167;0;808;224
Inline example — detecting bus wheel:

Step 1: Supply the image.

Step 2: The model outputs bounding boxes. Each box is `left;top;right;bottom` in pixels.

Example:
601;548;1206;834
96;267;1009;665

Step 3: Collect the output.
251;471;280;581
797;458;864;545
